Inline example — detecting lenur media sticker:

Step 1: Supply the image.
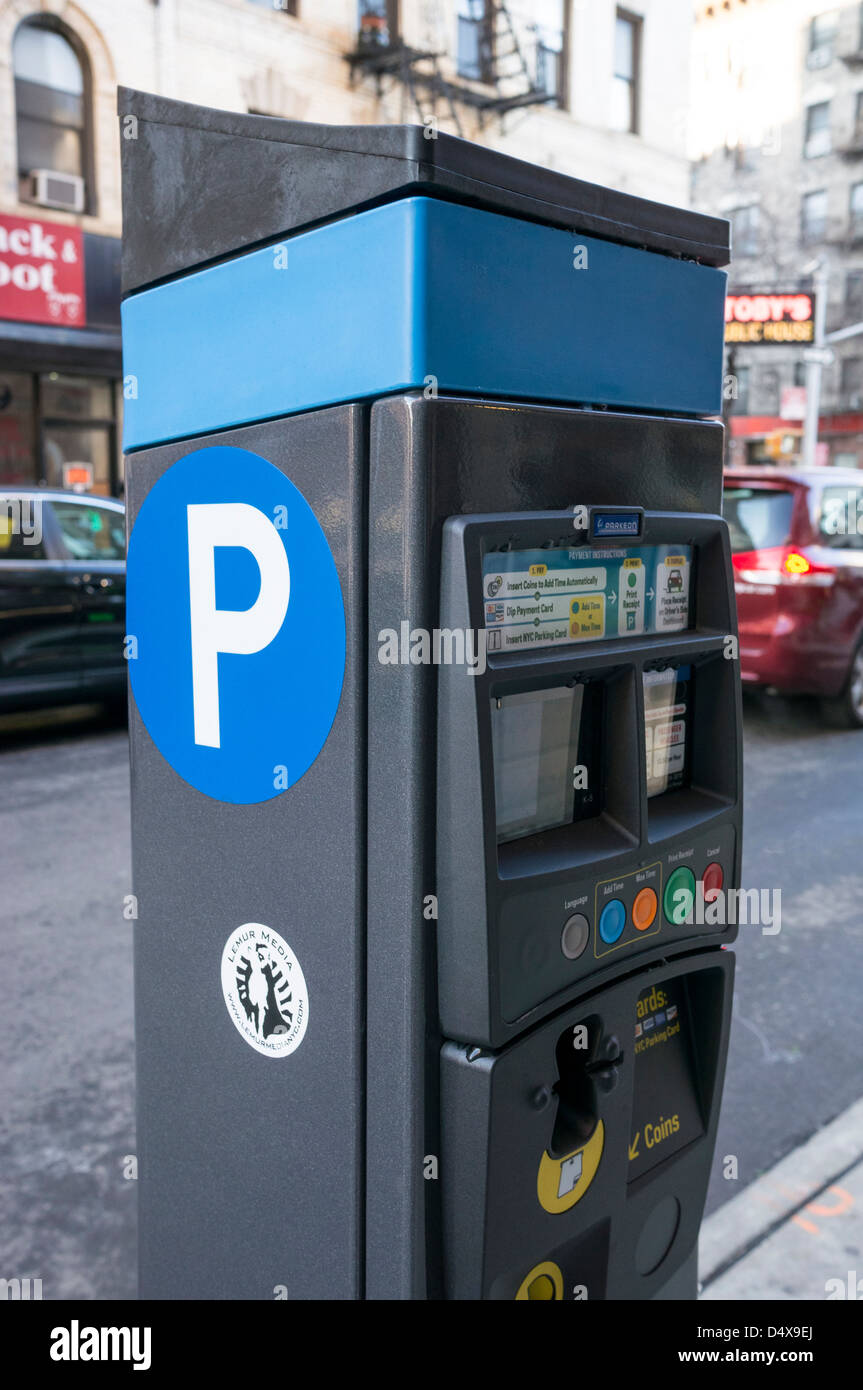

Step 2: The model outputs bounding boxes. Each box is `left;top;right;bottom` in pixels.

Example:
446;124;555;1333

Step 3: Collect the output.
221;924;308;1057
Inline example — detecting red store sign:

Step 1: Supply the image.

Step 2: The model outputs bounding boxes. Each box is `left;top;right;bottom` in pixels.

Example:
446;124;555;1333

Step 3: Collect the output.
725;292;814;345
0;213;86;328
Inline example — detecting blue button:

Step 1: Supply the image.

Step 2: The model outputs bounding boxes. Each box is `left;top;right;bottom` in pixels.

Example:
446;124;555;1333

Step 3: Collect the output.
599;899;626;945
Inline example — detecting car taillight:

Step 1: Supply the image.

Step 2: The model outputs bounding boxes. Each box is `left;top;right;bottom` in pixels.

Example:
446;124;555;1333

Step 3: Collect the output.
783;550;811;575
732;546;835;587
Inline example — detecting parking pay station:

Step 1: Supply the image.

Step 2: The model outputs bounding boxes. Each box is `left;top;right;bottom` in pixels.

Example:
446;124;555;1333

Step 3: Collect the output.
120;89;739;1300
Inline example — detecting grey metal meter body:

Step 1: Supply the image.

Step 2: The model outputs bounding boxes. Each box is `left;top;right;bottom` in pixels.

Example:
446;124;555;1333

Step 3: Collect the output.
119;89;737;1301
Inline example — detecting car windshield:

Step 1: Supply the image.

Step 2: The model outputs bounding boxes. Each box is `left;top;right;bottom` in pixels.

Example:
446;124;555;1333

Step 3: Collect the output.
52;500;125;561
723;486;794;554
818;485;863;548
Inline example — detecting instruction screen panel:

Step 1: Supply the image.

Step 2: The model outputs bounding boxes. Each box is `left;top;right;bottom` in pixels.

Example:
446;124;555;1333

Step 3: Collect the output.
644;666;692;799
482;545;692;652
491;682;602;843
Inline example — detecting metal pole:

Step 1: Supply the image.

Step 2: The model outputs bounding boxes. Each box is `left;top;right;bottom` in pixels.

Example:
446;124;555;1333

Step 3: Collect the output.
802;262;830;468
826;320;863;344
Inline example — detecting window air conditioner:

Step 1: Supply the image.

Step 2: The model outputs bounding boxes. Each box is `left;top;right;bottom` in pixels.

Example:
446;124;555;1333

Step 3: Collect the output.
30;169;85;214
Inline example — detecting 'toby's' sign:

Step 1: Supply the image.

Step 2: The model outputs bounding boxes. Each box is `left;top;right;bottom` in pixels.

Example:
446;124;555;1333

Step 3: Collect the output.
0;214;85;328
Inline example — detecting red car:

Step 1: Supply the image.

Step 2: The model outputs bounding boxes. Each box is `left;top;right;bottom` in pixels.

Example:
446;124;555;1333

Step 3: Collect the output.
724;466;863;727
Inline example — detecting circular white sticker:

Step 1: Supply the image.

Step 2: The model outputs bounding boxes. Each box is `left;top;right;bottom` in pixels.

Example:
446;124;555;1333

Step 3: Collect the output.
221;923;309;1057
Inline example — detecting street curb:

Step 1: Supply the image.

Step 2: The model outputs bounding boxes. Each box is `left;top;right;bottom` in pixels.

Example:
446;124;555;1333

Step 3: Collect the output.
698;1094;863;1287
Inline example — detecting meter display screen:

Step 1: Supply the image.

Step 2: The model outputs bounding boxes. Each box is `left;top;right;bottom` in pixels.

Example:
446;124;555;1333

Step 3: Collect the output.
644;666;691;799
482;544;692;653
491;682;602;843
628;977;704;1181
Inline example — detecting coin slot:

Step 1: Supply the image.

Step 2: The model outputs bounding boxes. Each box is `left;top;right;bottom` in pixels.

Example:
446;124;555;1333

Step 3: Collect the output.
550;1016;622;1159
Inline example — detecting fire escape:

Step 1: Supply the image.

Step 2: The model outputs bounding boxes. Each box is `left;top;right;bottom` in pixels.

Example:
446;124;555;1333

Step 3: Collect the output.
346;2;563;138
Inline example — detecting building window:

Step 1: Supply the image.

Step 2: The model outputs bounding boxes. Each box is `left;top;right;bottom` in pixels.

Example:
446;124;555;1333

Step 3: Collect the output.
732;365;751;415
535;4;567;104
801;188;828;243
841;356;863;402
456;3;567;106
759;367;781;416
0;373;36;487
731;205;760;256
0;371;120;495
612;9;641;134
794;360;808;387
248;0;299;14
457;2;492;81
358;2;397;49
852;181;863;238
40;373;117;494
13;18;90;213
847;270;863;319
804;100;832;158
807;10;839;68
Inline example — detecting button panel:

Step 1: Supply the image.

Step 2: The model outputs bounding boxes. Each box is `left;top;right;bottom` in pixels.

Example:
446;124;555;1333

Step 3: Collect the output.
595;863;662;958
497;824;736;1025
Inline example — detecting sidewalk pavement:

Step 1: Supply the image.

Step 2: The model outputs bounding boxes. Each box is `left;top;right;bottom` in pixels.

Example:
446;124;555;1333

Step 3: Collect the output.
698;1095;863;1301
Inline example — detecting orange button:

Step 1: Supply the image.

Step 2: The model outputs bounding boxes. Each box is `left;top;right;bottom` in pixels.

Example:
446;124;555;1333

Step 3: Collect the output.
632;887;658;931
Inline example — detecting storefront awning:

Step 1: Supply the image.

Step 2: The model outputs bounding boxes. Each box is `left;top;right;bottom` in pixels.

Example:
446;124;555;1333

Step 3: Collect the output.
0;318;121;372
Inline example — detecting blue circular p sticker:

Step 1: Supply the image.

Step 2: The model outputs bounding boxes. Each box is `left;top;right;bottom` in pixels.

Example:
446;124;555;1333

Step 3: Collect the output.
126;446;345;804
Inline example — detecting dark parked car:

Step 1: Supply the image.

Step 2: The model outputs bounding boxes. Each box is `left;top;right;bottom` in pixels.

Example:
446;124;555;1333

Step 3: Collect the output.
0;489;126;715
724;466;863;727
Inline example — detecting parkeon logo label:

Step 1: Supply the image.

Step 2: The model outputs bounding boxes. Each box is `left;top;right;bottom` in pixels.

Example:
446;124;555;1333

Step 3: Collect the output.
220;923;308;1057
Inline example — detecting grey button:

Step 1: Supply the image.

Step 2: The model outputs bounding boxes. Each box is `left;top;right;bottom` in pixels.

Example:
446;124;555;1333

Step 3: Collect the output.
561;913;590;960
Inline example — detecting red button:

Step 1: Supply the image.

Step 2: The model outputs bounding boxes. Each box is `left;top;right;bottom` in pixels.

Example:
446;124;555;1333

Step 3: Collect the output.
702;861;724;901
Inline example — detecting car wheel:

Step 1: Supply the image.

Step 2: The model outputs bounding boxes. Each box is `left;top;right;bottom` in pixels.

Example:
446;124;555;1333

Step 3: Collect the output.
821;643;863;729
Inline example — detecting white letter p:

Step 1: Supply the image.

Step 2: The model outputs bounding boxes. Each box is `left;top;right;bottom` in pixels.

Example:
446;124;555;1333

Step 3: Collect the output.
187;503;290;748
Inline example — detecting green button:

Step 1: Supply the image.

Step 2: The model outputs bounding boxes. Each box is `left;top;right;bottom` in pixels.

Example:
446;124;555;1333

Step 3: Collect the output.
664;866;696;925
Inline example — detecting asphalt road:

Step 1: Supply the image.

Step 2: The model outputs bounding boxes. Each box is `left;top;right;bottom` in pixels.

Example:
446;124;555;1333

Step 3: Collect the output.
1;693;862;1296
705;691;863;1216
0;705;135;1301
